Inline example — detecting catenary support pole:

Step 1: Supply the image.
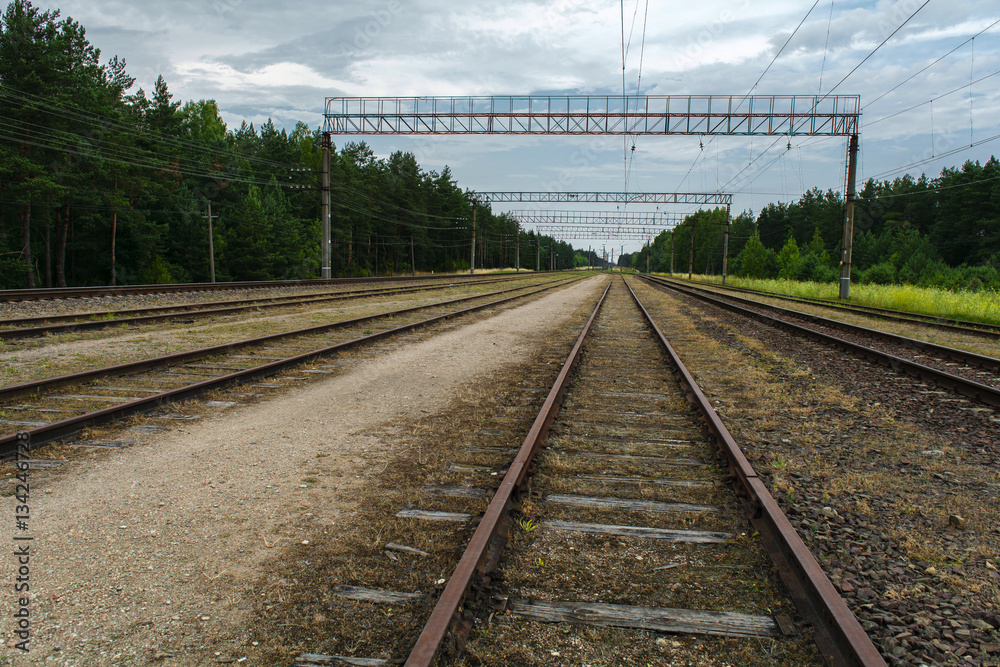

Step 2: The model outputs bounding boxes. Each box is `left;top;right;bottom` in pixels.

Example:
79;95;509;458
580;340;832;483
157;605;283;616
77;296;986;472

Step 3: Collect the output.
670;232;675;275
515;225;520;272
536;235;540;272
839;133;859;300
207;201;216;283
689;227;694;280
321;133;331;279
470;200;477;275
722;204;730;285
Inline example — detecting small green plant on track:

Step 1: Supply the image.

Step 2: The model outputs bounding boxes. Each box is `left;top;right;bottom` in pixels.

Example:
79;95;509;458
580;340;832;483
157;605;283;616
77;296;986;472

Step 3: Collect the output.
518;517;537;533
771;456;789;470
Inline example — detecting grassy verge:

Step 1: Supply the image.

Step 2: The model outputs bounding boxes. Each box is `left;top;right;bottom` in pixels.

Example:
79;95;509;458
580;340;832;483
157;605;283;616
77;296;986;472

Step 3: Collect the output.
672;274;1000;326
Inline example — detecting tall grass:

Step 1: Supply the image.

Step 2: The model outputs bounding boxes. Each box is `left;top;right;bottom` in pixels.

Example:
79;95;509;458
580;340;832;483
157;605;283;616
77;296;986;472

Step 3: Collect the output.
675;274;1000;326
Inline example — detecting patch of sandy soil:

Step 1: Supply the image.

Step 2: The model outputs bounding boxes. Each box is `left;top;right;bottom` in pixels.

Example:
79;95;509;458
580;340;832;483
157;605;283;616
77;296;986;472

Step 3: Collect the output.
1;276;605;666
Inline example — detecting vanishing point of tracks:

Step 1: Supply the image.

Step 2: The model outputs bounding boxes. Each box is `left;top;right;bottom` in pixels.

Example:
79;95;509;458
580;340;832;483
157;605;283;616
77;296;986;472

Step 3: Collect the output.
1;274;578;456
290;276;884;667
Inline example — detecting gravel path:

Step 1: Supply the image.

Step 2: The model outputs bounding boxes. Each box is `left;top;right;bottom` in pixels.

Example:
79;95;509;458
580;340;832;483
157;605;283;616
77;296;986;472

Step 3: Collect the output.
0;277;604;667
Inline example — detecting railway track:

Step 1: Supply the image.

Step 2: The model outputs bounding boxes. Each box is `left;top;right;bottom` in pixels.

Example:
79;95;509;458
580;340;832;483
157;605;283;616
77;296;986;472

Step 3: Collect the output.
0;275;580;456
289;276;883;666
643;276;1000;410
0;272;532;303
676;279;1000;339
0;274;527;341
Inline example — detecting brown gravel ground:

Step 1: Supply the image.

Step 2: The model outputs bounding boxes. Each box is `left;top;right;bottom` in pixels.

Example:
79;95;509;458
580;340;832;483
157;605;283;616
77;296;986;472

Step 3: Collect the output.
0;276;604;667
630;278;1000;667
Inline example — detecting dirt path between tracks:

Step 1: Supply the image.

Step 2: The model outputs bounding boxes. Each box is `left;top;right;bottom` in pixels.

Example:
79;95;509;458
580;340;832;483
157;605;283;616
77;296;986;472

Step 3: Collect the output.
1;276;606;667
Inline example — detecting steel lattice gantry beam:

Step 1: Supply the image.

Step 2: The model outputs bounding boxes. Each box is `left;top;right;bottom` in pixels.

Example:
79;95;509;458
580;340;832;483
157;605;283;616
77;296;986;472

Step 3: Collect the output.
474;192;731;205
323;95;860;136
535;225;673;240
509;210;687;225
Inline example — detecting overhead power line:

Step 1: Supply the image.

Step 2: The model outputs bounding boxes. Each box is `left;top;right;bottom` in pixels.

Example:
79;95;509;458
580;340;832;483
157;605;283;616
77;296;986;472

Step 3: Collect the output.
866;17;1000;108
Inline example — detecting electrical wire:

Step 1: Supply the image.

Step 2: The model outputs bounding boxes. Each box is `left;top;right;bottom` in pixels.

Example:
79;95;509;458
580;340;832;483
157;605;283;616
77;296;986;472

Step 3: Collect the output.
865;68;1000;127
865;17;1000;108
819;0;931;100
868;130;1000;180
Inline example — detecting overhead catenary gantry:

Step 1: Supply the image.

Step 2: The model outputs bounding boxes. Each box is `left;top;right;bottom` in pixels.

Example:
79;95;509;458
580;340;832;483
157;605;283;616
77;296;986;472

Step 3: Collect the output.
472;191;731;205
506;210;687;225
535;226;671;240
323;95;859;136
322;94;860;296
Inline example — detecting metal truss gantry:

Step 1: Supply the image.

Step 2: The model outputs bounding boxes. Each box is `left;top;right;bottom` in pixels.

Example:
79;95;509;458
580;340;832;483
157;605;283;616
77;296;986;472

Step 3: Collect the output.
535;225;670;240
323;95;860;136
321;94;860;296
475;192;731;205
508;210;687;226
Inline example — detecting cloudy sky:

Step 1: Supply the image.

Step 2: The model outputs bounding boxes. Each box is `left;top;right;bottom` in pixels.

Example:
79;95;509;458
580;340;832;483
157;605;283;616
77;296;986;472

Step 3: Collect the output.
54;0;1000;254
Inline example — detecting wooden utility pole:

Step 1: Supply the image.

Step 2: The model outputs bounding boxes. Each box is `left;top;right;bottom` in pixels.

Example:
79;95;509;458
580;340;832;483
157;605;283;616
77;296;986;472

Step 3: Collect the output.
722;204;730;285
321;133;331;279
470;200;477;275
839;133;859;300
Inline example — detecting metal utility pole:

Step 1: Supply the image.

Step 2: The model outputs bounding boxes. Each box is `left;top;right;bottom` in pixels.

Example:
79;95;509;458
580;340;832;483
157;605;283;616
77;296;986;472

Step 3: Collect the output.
620;245;623;273
688;227;694;280
515;224;520;272
549;240;553;270
204;201;218;283
722;204;731;285
470;200;477;275
321;133;332;279
646;238;650;274
839;133;859;300
410;235;416;276
670;231;675;274
536;235;540;272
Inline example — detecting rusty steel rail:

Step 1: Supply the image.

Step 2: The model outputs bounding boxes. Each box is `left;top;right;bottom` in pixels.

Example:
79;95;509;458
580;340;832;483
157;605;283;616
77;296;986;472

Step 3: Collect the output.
0;277;573;404
623;278;886;667
644;276;1000;409
671;278;1000;338
0;275;526;340
646;276;1000;373
0;276;581;458
0;272;543;303
403;278;613;667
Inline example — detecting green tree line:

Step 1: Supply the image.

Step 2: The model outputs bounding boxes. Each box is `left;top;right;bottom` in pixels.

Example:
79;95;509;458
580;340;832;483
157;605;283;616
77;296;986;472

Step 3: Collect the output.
0;0;587;288
631;158;1000;292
